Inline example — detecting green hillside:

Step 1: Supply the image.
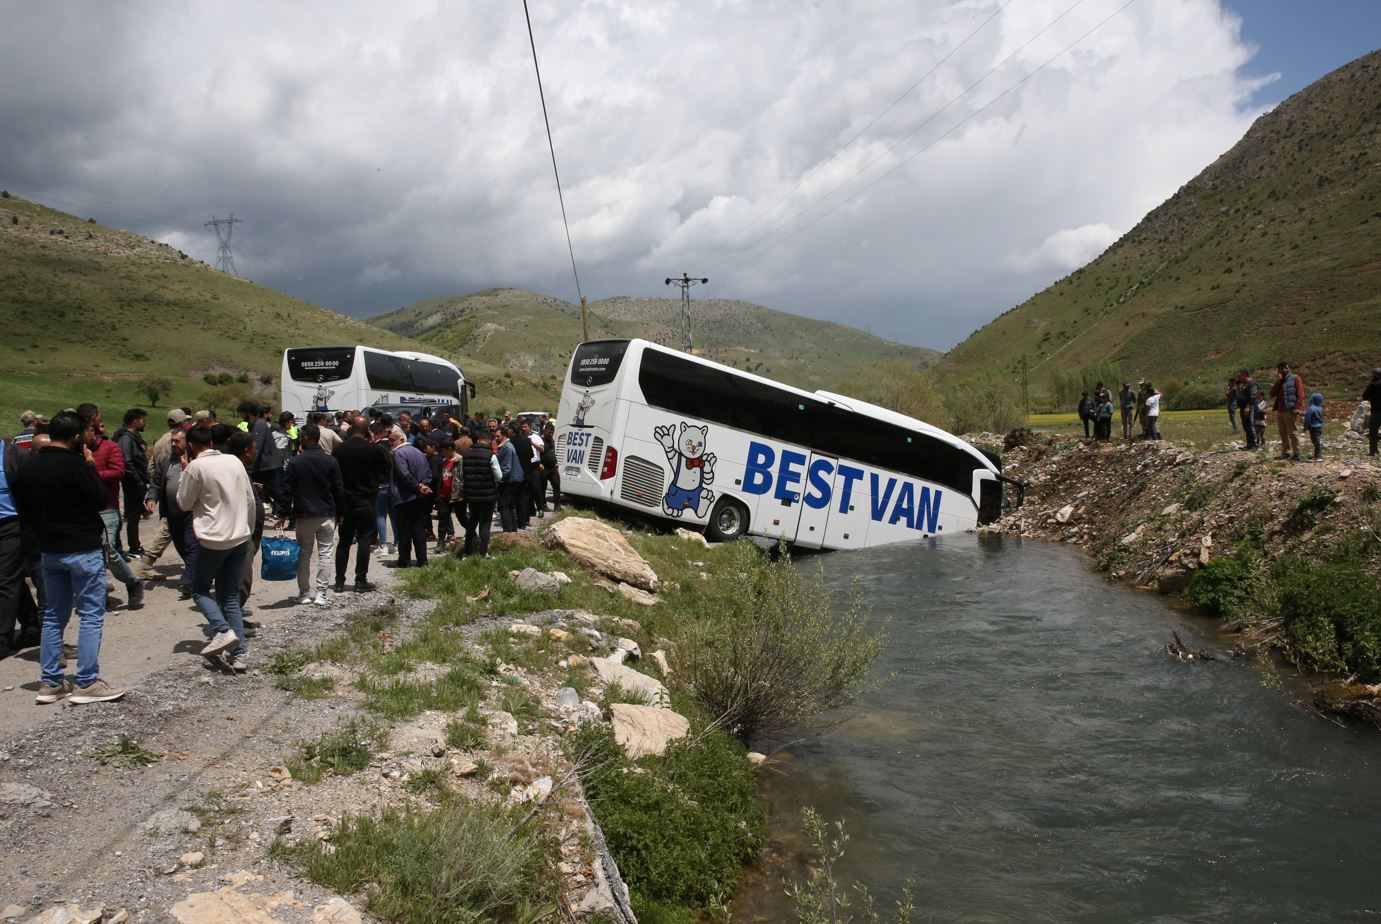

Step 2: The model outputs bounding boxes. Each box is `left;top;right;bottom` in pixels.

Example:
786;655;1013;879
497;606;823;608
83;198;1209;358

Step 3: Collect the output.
0;194;551;427
939;49;1381;400
372;289;940;393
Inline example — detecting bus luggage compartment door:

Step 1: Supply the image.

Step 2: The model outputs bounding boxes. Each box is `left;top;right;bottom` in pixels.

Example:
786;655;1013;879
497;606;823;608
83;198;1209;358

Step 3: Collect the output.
749;451;814;545
791;453;836;550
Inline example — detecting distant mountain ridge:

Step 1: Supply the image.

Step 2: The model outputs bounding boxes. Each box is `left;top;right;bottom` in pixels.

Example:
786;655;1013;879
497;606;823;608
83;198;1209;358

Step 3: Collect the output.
939;49;1381;395
371;289;941;393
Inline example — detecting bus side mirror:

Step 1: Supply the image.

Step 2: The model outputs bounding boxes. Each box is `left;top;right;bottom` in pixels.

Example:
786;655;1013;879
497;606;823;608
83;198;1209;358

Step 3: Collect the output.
466;382;477;399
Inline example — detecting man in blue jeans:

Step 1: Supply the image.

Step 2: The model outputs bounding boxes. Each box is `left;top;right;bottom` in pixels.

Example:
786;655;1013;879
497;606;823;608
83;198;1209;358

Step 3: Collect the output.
177;426;255;671
11;412;126;704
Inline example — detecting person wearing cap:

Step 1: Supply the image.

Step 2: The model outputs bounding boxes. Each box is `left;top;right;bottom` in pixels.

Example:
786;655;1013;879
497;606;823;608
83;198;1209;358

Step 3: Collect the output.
194;410;215;428
1362;368;1381;458
133;409;193;580
14;411;38;450
1235;369;1261;450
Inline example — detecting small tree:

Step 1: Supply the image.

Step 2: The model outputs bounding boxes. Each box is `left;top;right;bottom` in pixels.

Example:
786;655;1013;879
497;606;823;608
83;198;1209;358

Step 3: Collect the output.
136;375;173;407
677;542;887;743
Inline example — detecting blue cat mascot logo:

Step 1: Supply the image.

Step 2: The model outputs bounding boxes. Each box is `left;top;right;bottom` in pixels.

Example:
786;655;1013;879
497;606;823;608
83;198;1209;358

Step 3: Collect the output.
573;390;595;427
655;422;717;517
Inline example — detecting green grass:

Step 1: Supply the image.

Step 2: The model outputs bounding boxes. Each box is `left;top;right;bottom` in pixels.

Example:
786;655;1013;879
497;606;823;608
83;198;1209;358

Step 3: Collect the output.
285;720;385;784
1024;408;1357;451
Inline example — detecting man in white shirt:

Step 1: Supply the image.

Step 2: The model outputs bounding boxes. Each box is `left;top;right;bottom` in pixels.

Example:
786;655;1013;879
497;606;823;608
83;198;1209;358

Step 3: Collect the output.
176;426;255;670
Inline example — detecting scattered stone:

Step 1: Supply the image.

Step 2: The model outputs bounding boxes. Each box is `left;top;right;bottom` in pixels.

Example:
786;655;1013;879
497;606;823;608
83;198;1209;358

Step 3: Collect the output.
605;648;628;666
141;808;201;836
590;658;669;707
551;571;573;585
310;897;363;924
609;704;690;759
0;782;55;813
1339;468;1353;479
1;905;25;922
431;743;447;758
450;758;479;777
615;637;642;660
674;527;710;547
524;776;553;803
548;627;571;643
1119;527;1142;547
513;568;562;595
566;654;588;669
180;851;206;868
488;711;520;737
266;766;292;783
543;517;660;590
170;886;299;923
24;906;103;924
557;687;582;709
570;610;599;625
746;752;768;769
1161;503;1181;516
1054;504;1075;524
508;623;541;637
650;649;672;677
104;911;129;924
616;583;660;606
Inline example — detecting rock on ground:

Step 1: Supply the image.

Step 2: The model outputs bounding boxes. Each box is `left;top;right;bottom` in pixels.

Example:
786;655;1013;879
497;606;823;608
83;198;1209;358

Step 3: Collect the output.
543;517;659;591
609;703;690;759
591;658;669;707
512;568;562;595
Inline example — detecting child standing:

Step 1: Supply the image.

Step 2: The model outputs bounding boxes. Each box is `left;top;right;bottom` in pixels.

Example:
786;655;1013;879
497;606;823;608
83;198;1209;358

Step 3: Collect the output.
1095;394;1114;441
1253;394;1268;450
1304;392;1325;461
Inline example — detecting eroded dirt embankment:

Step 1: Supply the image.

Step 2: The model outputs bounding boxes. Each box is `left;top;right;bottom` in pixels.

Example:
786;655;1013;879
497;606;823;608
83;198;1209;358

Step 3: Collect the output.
981;433;1381;722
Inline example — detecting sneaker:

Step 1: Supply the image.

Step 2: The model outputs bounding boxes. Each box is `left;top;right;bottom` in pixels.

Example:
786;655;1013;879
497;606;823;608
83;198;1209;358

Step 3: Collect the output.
352;580;377;592
296;593;314;606
312;593;330;608
201;629;239;658
242;618;262;629
1291;453;1301;462
126;581;145;610
433;542;447;553
223;653;248;673
178;586;193;600
69;678;126;704
332;579;345;593
35;679;71;704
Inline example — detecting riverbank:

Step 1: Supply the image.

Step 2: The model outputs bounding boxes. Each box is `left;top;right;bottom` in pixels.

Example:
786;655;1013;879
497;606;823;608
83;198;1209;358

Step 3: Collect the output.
983;431;1381;722
0;513;842;923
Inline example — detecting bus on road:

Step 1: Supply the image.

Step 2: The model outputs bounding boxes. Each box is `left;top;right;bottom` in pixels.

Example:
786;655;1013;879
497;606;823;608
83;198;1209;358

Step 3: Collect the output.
281;345;473;421
553;338;1020;549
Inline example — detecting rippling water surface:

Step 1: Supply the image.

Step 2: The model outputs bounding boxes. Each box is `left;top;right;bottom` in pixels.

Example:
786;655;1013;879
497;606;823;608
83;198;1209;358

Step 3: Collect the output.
736;535;1381;923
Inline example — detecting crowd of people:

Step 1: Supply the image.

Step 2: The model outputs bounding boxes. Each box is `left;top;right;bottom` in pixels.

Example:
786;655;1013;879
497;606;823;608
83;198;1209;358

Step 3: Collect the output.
0;400;563;704
1077;379;1161;442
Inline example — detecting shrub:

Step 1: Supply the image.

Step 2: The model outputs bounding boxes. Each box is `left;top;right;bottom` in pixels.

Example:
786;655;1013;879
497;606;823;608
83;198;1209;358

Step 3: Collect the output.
786;808;914;923
1286;487;1336;532
216;372;234;385
1164;381;1225;411
1275;556;1381;676
286;720;383;784
135;374;173;407
278;800;553;923
202;372;218;386
677;542;886;743
571;721;762;913
1186;548;1258;618
940;372;1025;435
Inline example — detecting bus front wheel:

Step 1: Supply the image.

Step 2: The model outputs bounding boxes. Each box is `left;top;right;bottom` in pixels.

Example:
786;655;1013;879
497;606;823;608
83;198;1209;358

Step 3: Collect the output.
706;498;748;543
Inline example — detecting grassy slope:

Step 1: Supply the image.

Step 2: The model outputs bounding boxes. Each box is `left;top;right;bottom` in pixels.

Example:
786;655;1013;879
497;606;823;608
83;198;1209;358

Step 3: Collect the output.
939;49;1381;396
0;194;543;425
371;289;941;394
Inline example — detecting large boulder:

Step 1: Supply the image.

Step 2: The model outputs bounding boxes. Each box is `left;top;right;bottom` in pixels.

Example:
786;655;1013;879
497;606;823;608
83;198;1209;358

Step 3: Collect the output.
543;518;658;591
609;703;690;759
591;657;669;707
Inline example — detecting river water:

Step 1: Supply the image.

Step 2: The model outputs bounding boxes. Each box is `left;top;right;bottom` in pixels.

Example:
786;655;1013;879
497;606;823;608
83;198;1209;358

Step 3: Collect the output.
735;535;1381;923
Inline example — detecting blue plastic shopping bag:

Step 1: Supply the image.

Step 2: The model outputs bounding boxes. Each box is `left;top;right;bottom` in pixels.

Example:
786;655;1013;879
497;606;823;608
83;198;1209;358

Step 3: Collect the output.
260;533;300;581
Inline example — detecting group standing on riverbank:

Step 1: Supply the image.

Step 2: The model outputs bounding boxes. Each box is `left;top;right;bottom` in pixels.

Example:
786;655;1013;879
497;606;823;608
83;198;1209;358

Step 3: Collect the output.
0;398;561;702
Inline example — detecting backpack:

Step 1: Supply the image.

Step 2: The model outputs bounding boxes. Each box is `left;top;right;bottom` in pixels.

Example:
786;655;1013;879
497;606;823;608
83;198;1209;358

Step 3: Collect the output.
272;428;291;453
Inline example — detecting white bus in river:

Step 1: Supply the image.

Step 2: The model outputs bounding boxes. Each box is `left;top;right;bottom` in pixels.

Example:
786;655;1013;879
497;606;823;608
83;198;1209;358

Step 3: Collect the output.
554;338;1022;549
280;345;474;422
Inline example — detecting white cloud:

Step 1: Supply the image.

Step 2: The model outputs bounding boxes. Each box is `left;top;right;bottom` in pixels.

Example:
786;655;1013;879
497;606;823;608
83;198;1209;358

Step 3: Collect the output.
1005;222;1121;274
0;0;1273;347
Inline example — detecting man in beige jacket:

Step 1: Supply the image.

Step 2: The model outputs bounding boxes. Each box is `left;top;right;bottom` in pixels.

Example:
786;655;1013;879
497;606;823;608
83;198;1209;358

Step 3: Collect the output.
176;426;255;671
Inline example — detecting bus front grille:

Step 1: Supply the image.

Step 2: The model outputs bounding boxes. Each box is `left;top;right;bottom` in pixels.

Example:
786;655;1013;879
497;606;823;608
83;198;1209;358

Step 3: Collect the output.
586;437;604;476
619;455;664;508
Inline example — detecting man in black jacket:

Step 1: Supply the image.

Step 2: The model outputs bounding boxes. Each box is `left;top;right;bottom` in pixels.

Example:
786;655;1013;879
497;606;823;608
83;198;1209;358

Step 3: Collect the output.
1;434;39;651
113;408;149;555
274;424;344;606
333;419;391;592
461;433;501;558
11;412;126;704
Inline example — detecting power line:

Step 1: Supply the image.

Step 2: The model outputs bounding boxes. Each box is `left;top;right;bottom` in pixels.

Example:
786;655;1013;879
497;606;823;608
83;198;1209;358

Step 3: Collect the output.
665;273;709;353
702;0;1012;262
730;0;1114;268
521;0;587;336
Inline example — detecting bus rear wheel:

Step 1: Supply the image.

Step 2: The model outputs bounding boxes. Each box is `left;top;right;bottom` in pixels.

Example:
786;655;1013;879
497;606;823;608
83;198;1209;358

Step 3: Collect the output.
706;498;748;543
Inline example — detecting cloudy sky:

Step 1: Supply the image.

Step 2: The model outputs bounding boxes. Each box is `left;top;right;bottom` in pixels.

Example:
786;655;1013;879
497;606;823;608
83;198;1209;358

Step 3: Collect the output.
1;1;1377;350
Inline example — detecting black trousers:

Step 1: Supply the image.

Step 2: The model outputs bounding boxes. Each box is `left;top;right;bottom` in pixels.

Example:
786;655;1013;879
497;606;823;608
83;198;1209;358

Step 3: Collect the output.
336;505;376;582
122;481;145;550
394;497;429;568
1370;416;1379;456
464;499;495;556
1240;408;1256;447
1081;415;1092;437
0;518;36;639
498;482;520;532
524;467;542;519
542;466;562;509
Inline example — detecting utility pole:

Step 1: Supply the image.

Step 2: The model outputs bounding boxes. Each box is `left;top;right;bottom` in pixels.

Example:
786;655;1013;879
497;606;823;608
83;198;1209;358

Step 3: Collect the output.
1021;354;1029;417
664;273;708;354
580;295;590;342
205;213;241;276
